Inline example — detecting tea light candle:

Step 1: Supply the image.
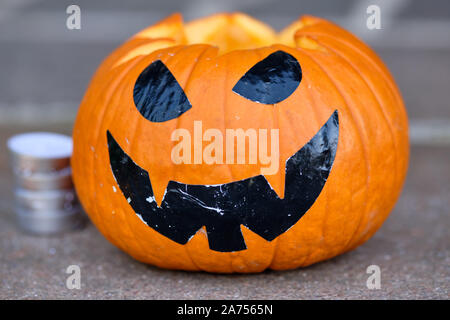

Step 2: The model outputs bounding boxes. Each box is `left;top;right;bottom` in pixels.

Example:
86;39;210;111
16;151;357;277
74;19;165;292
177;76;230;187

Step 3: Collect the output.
7;132;85;235
8;132;73;159
8;132;73;175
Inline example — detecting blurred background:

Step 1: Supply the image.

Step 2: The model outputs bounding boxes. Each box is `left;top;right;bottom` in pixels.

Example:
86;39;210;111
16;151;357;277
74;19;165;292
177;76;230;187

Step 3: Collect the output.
1;0;450;129
0;0;448;299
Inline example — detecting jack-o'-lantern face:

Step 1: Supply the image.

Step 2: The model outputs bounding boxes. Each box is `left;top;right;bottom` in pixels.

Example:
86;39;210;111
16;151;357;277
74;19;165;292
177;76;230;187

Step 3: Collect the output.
106;48;338;252
72;13;408;272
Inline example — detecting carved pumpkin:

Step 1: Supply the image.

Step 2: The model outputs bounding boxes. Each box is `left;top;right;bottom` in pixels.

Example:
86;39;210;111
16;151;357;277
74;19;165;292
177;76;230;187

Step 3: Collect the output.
72;13;409;273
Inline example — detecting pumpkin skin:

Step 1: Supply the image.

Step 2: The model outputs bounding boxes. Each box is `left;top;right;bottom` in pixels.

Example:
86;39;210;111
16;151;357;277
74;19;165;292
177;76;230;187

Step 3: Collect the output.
72;13;409;273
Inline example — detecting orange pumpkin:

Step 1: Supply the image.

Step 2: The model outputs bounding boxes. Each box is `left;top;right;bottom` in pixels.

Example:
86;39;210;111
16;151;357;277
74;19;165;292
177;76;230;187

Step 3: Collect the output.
72;13;409;273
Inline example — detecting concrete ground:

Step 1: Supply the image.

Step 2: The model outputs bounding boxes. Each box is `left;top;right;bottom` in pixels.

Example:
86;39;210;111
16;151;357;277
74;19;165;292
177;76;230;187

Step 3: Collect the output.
0;0;449;299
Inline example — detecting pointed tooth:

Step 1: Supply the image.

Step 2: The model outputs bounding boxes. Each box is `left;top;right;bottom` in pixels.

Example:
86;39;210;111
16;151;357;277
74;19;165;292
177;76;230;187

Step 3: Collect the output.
262;161;286;199
149;175;171;207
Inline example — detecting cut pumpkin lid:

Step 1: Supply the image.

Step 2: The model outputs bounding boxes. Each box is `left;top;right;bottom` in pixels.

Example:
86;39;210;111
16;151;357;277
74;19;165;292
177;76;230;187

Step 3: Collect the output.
131;13;324;54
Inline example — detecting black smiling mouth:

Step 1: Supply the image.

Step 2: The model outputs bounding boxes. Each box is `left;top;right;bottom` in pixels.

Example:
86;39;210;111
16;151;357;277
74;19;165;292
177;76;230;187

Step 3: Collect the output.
107;110;339;252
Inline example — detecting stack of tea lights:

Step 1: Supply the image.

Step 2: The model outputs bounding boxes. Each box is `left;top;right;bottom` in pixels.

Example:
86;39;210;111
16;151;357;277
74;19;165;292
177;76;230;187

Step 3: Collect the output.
7;132;85;235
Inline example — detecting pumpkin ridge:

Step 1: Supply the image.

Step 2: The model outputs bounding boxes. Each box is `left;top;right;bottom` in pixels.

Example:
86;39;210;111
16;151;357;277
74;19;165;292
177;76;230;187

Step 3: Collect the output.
299;48;371;256
255;48;281;271
170;45;210;190
298;30;405;117
293;69;326;267
314;31;409;185
132;45;187;206
310;55;372;254
175;46;212;272
301;30;406;128
86;54;150;255
315;40;399;248
126;79;172;267
102;58;155;261
315;27;408;193
125;47;203;269
268;71;313;268
222;55;237;273
96;52;173;262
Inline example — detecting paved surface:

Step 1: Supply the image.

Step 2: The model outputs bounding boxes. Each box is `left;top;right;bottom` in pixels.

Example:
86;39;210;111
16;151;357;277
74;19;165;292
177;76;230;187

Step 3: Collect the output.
0;125;448;299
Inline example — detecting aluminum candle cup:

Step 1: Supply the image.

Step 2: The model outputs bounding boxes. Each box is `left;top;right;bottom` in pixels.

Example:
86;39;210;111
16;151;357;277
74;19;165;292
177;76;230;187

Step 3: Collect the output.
7;132;85;235
15;206;84;235
13;167;74;190
15;189;79;211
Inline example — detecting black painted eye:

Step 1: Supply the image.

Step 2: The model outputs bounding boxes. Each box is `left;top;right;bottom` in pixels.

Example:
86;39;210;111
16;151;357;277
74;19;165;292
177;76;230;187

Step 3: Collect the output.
232;50;302;104
133;60;192;122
